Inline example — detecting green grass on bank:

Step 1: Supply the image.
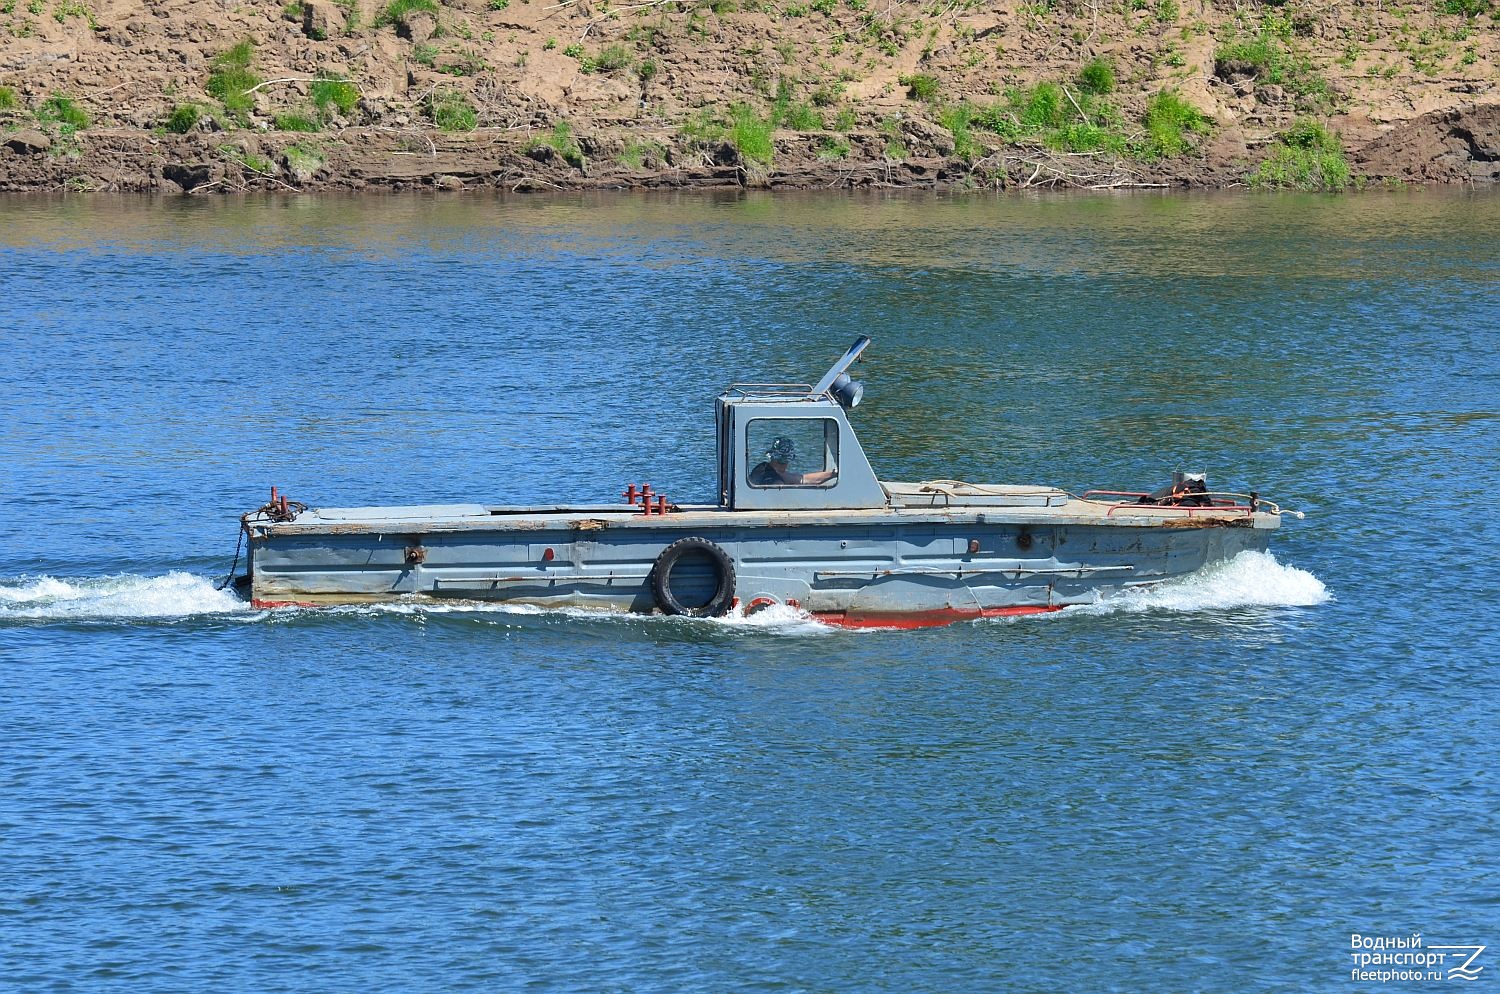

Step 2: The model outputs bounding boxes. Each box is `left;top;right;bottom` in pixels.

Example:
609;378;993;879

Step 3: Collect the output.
207;38;260;123
1248;119;1351;190
936;77;1212;162
529;120;584;166
1214;12;1333;110
425;89;476;131
36;93;88;132
376;0;437;27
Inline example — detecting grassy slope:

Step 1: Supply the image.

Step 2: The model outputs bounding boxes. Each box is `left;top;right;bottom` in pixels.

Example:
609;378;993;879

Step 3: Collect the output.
0;0;1496;189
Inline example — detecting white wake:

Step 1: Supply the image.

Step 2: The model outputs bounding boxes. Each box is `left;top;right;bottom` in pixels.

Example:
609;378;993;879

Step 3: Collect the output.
311;595;835;635
0;571;251;620
0;551;1325;628
1061;550;1330;616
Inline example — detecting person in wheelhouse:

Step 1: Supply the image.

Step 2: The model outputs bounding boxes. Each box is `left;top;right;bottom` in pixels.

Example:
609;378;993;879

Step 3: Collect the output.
747;436;837;487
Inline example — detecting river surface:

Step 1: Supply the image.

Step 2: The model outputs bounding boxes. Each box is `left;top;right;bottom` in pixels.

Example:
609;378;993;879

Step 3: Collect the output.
1;191;1496;992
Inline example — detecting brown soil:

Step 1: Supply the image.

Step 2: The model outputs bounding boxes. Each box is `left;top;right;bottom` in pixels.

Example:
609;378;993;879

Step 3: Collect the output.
0;0;1496;193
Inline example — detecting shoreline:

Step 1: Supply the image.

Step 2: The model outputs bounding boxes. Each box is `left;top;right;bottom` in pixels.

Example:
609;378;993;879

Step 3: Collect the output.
3;99;1498;196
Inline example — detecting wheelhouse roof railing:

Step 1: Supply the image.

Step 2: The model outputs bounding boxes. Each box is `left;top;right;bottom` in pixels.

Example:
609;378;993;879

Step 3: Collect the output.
721;383;817;399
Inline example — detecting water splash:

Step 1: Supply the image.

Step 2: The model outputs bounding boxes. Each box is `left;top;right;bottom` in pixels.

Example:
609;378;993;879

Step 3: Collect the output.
309;596;836;636
0;551;1324;628
1063;550;1330;617
710;601;836;636
0;572;250;620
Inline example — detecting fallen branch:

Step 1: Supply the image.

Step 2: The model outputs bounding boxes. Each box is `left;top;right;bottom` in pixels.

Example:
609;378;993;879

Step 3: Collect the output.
1086;179;1171;188
512;175;566;191
969;144;1165;190
1061;84;1091;127
575;0;676;31
86;80;135;99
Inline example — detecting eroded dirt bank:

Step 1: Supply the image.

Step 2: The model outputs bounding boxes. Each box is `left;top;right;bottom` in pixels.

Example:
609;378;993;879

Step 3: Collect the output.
1;0;1497;193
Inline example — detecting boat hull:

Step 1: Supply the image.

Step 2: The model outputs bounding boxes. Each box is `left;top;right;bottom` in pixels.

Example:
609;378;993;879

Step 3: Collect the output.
243;502;1275;628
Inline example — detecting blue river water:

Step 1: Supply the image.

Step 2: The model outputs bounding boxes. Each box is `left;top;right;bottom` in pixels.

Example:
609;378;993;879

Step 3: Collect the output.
1;191;1496;992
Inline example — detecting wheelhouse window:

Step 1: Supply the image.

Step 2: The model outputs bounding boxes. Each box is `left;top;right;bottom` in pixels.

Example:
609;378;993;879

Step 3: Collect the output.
746;418;839;488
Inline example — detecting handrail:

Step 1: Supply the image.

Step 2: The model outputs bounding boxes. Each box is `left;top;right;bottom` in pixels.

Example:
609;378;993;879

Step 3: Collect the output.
1104;502;1253;518
1079;489;1285;517
722;382;816;398
1082;492;1287;519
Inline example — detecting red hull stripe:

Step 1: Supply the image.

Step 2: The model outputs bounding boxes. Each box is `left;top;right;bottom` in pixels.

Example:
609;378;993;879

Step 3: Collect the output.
251;599;318;609
811;605;1064;630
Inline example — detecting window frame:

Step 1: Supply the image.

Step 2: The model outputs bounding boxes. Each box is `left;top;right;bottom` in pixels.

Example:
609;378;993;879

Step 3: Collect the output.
744;416;841;490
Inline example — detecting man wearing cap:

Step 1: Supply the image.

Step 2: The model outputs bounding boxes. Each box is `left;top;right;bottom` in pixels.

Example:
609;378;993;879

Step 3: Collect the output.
748;436;837;486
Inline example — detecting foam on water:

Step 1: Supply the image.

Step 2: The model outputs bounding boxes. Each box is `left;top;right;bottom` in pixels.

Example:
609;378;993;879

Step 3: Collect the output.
0;551;1324;628
1062;550;1330;617
0;571;251;620
312;595;837;636
711;601;836;636
263;553;1324;633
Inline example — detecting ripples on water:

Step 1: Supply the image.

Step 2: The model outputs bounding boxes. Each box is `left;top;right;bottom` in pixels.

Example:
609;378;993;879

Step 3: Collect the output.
0;191;1495;992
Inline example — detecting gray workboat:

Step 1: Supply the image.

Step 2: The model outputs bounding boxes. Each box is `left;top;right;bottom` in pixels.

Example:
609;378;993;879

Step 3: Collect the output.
232;338;1300;628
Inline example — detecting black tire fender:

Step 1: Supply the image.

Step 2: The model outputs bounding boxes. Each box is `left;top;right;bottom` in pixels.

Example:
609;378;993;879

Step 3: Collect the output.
650;537;737;618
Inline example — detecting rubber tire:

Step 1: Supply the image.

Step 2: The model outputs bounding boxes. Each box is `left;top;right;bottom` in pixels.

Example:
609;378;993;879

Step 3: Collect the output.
650;537;737;618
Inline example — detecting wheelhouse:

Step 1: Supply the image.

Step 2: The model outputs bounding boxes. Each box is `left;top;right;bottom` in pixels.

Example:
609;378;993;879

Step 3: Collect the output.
715;337;886;511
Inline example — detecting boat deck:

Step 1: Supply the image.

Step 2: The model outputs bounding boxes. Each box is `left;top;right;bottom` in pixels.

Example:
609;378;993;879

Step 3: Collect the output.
252;489;1279;535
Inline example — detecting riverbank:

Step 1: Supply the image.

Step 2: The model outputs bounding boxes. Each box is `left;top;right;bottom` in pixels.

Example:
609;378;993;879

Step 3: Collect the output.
1;0;1497;193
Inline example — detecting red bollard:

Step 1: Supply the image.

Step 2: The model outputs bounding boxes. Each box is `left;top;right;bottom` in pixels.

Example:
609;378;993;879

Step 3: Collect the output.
624;483;638;505
655;495;668;515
